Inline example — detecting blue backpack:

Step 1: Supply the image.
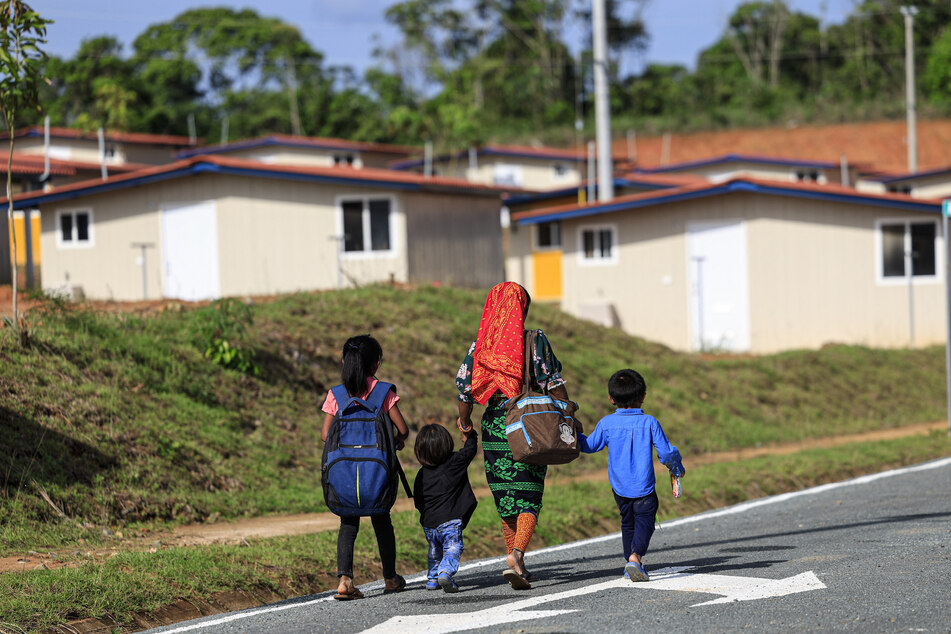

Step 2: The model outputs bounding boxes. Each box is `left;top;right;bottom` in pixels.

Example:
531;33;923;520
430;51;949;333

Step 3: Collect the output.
321;381;410;516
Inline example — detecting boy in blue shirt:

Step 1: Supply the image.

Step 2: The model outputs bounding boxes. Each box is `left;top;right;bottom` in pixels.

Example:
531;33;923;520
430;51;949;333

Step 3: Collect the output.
578;369;685;582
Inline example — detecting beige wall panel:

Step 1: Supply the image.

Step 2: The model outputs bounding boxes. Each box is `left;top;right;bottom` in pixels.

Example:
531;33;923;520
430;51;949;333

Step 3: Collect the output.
463;158;581;190
215;178;407;294
748;198;945;351
910;179;951;200
855;180;887;194
41;188;164;300
39;174;411;300
16;137;178;166
229;148;336;167
559;203;697;350
403;192;503;287
551;192;945;352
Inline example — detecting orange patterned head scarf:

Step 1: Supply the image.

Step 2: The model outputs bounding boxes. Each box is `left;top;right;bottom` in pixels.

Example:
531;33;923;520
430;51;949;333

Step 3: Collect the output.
471;282;529;405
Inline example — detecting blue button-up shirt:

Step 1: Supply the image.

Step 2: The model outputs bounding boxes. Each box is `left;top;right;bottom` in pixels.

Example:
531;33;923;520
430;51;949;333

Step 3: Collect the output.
579;408;680;498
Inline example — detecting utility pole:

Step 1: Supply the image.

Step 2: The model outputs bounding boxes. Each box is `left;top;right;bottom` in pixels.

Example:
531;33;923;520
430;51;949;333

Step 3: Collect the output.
97;127;108;180
286;55;302;136
592;0;614;201
131;242;155;300
901;5;918;174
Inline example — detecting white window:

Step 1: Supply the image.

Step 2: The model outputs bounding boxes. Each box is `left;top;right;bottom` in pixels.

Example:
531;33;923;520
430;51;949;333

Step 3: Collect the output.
493;163;523;187
334;153;355;166
578;224;617;265
534;221;561;250
56;209;94;248
340;197;393;255
552;163;571;182
876;218;938;283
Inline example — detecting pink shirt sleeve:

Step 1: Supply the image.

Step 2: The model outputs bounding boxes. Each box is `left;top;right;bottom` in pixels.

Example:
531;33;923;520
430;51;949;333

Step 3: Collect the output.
322;379;400;416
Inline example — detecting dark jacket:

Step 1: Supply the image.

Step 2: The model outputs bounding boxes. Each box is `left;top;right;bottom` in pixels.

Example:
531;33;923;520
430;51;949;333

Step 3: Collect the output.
413;433;478;529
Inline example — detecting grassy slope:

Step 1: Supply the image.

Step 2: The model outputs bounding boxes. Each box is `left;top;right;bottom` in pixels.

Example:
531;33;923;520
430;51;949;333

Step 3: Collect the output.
1;285;946;541
1;285;950;630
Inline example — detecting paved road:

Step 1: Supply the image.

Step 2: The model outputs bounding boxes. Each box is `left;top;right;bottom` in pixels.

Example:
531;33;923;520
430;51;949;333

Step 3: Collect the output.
149;457;951;633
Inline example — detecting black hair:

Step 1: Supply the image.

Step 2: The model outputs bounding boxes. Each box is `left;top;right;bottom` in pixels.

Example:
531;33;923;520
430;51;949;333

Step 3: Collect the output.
608;369;646;408
341;335;383;396
414;423;454;467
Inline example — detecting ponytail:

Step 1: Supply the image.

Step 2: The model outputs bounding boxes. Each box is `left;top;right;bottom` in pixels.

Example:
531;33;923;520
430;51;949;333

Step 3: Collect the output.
341;335;383;396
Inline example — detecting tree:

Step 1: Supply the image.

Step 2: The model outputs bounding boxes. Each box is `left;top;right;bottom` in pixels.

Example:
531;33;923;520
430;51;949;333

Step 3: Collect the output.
131;7;328;137
0;0;50;337
40;36;137;127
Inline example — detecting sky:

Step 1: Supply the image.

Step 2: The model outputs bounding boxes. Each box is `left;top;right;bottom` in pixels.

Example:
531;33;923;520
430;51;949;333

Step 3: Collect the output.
41;0;857;77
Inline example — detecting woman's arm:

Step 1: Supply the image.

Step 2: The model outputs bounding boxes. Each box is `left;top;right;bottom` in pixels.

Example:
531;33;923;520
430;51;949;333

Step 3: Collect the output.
457;400;474;432
388;404;410;450
321;412;334;442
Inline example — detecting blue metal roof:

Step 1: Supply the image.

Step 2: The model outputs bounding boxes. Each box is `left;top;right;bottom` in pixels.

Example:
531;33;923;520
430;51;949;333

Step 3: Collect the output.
869;165;951;184
504;177;673;206
635;153;841;174
516;180;940;225
8;159;496;210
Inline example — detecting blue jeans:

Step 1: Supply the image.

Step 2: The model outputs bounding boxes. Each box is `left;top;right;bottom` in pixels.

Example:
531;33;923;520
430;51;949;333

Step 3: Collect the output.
423;519;465;580
613;490;658;560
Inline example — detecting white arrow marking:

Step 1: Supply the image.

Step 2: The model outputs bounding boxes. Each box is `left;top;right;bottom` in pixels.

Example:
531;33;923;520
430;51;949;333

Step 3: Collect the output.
359;567;827;633
645;566;827;606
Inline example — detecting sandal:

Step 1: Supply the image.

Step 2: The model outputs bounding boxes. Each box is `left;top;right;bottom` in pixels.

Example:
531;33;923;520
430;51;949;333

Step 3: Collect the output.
383;574;406;594
333;587;365;601
502;568;532;590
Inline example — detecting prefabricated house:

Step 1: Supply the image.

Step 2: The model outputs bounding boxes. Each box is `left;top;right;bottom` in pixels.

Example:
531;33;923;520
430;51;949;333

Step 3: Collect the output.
856;165;951;200
176;134;418;170
506;177;945;353
5;155;506;301
3;126;198;167
633;153;863;187
389;144;622;191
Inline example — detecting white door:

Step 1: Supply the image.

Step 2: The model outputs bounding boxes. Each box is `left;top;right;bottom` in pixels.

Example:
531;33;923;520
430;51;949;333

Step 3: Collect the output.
161;201;220;301
687;220;750;352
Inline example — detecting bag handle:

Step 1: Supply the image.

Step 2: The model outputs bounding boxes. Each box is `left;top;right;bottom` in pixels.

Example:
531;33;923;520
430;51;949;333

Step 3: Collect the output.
521;330;545;395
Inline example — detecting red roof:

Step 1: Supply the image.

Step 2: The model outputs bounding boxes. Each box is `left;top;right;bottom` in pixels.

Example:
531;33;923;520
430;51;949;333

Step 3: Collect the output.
513;175;938;223
0;152;76;176
2;154;512;207
615;119;951;174
1;126;199;147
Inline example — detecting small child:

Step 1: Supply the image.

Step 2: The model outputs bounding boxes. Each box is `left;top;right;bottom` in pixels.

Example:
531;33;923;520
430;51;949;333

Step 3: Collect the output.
321;335;410;600
578;368;685;582
413;423;478;593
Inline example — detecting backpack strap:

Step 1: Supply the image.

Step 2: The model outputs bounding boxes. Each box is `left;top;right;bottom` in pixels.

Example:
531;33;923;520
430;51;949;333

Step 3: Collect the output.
365;381;394;412
364;381;414;499
331;384;355;413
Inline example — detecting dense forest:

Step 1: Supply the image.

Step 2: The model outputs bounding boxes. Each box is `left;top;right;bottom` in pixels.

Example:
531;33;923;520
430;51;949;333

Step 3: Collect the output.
26;0;951;150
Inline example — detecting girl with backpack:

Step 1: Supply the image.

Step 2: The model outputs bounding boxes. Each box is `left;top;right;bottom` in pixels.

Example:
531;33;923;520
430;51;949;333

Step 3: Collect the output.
321;335;409;600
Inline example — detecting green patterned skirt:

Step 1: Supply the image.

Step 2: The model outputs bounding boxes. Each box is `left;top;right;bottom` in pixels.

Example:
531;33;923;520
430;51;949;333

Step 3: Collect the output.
481;404;547;519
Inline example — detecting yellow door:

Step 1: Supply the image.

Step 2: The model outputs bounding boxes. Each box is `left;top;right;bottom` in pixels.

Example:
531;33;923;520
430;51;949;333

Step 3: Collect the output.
8;211;41;267
532;250;563;301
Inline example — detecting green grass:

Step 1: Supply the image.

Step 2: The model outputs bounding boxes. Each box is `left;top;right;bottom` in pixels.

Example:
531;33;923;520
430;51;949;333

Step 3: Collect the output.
1;285;946;533
0;285;949;631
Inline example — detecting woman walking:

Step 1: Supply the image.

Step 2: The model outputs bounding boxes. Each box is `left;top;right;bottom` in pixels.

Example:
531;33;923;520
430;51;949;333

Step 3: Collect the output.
455;282;572;590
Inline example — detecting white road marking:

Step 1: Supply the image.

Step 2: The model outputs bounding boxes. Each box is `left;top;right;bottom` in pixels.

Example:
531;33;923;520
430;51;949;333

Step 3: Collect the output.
359;567;828;633
155;456;951;633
